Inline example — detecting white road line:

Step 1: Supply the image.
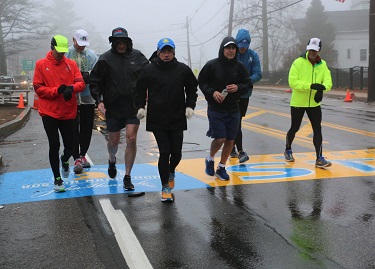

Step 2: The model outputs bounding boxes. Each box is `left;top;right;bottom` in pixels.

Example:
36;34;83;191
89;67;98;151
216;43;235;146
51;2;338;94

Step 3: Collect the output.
99;198;153;269
85;154;93;166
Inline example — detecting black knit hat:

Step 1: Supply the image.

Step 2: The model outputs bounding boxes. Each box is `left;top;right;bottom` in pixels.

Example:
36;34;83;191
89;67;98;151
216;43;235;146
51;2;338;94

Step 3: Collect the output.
109;27;129;43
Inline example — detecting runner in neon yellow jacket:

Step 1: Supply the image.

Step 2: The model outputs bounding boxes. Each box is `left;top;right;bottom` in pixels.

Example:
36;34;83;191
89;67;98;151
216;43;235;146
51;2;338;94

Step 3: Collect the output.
289;52;332;107
285;37;333;168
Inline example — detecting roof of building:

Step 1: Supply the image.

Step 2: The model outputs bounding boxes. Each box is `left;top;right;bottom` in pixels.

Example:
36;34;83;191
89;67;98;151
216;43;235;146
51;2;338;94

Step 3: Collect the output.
327;9;369;32
293;9;369;34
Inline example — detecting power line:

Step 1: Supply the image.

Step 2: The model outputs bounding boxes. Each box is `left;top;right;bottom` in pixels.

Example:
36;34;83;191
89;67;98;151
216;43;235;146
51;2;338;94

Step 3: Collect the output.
192;1;228;33
191;24;228;46
267;0;303;14
190;0;209;20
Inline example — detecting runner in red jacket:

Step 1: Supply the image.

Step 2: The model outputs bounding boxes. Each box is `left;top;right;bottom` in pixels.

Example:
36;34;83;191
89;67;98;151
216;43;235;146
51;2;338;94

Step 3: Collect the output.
33;35;85;192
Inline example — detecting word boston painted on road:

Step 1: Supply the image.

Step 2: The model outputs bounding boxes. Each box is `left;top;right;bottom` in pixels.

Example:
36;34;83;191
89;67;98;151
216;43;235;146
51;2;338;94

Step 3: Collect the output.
0;149;374;205
0;164;209;205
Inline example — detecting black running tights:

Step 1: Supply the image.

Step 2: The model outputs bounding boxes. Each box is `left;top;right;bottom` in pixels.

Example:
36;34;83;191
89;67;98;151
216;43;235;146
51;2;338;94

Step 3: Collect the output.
42;116;75;178
153;130;183;187
285;106;323;157
73;104;95;160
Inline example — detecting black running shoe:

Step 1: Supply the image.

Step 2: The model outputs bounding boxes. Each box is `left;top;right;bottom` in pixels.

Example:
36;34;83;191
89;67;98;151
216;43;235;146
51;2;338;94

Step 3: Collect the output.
123;175;135;191
108;158;117;178
230;147;238;158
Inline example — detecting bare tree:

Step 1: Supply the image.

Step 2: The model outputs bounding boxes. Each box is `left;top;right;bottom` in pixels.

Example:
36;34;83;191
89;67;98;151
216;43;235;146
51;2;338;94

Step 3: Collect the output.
0;0;50;75
41;0;80;39
233;0;302;73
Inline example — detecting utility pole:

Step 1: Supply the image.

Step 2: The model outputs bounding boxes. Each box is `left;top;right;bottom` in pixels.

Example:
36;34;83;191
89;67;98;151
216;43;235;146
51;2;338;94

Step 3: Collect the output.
368;1;375;102
186;17;192;68
228;0;235;36
262;0;269;78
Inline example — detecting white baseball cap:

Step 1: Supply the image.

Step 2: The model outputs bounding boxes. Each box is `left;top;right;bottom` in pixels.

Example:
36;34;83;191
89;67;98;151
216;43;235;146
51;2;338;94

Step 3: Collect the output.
306;37;321;51
74;29;90;46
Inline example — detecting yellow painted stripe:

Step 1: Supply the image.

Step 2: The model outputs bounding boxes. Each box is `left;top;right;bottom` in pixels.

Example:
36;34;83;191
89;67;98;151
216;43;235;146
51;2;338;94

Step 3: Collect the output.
194;109;318;149
176;149;375;187
249;105;375;138
243;110;267;119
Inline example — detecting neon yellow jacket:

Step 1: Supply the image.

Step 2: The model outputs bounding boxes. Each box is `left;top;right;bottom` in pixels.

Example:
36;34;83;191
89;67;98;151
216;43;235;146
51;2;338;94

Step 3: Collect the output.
288;52;332;107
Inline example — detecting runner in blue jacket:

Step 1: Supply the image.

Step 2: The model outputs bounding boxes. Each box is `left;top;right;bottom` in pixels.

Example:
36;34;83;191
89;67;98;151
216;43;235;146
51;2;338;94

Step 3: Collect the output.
231;29;262;163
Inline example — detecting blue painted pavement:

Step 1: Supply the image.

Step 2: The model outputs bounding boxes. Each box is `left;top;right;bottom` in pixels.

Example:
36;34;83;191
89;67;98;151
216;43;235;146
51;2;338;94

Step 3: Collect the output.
0;164;209;205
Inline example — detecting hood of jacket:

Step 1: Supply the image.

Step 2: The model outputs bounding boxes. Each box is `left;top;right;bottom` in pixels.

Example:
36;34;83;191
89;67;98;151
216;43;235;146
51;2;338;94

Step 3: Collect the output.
110;37;133;55
218;36;238;65
235;29;251;45
46;50;67;65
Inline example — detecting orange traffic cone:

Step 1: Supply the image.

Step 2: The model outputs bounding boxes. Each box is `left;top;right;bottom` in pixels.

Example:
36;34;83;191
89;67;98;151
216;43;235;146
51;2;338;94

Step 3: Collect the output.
17;94;26;108
285;88;292;93
32;93;39;110
344;89;353;102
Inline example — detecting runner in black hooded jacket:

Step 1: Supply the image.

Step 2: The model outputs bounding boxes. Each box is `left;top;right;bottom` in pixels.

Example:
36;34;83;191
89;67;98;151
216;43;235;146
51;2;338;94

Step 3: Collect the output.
198;36;252;181
89;27;148;191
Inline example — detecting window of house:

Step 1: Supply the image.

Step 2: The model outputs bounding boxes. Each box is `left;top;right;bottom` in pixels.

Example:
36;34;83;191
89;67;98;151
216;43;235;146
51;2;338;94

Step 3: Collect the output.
360;49;367;61
347;49;351;59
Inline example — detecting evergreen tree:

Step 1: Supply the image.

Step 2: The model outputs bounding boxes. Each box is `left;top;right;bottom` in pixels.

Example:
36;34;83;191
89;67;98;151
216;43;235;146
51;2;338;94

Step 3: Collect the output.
281;0;337;70
300;0;337;66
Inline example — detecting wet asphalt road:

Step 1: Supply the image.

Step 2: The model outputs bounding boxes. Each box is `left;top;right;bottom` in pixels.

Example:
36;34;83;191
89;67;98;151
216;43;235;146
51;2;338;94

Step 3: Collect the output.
0;88;374;269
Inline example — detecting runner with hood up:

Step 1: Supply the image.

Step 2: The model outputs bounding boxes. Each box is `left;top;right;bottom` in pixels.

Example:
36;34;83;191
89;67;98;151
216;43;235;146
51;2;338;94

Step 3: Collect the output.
198;36;252;181
231;29;262;163
89;27;149;190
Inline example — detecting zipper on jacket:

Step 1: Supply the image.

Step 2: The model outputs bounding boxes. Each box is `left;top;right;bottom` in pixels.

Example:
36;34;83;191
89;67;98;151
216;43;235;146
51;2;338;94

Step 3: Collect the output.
309;65;316;107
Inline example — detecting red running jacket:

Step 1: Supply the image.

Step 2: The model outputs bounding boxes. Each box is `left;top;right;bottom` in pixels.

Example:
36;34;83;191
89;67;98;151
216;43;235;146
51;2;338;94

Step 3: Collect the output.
33;51;85;120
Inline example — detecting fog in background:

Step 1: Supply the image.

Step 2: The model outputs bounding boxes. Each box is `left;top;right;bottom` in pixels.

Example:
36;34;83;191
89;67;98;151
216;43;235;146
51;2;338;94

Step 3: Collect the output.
72;0;352;69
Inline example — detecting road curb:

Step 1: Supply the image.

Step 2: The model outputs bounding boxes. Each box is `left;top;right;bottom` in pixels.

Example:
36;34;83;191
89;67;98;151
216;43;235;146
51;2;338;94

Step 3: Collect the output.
0;106;31;166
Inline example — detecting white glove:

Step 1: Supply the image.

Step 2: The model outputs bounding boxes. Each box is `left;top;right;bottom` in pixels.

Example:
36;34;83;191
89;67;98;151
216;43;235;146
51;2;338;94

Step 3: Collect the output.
137;108;146;120
185;107;194;119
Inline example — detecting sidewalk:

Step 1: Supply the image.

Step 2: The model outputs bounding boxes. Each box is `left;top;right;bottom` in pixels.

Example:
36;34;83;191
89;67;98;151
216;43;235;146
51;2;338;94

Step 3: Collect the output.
256;85;370;102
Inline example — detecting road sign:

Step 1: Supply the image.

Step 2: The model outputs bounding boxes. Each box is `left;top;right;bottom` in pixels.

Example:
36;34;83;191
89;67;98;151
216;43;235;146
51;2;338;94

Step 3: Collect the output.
22;60;34;71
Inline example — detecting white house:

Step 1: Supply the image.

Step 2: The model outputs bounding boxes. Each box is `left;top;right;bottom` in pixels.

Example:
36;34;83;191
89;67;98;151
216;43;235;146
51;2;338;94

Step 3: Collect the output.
328;0;369;68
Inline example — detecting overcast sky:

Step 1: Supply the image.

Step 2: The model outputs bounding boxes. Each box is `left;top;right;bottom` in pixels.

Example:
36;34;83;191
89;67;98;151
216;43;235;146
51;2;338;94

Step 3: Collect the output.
73;0;353;68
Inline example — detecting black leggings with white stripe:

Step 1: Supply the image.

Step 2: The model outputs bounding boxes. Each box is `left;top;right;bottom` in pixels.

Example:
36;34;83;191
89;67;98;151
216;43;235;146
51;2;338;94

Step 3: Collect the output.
285;106;323;158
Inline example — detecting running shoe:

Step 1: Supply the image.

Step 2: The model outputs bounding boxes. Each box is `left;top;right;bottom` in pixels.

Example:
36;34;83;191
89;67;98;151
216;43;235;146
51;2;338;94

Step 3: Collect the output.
80;156;91;168
54;177;65;192
108;158;117;178
73;158;83;174
230;147;238;158
169;172;175;189
60;154;70;178
161;187;174;202
284;149;295;162
123;175;135;191
205;159;215;176
315;157;332;168
215;166;230;181
238;151;249;163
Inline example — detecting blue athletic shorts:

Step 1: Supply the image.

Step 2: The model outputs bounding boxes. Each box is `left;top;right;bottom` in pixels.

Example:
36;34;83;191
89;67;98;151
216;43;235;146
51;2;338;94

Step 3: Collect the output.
206;109;240;140
106;116;140;132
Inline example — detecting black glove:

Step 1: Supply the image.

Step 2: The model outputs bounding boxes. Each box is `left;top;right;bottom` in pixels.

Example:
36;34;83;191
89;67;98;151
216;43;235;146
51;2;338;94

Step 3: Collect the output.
310;83;326;91
63;86;73;101
81;72;90;84
58;84;67;94
314;89;323;103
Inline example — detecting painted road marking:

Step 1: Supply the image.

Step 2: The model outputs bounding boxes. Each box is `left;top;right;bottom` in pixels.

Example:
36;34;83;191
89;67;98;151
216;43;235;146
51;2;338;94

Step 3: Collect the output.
0;164;208;205
176;149;375;186
100;198;153;269
0;149;374;205
195;107;375;149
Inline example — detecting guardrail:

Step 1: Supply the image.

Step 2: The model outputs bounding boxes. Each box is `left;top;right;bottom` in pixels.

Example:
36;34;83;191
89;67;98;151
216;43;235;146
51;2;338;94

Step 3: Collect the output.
0;89;31;105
